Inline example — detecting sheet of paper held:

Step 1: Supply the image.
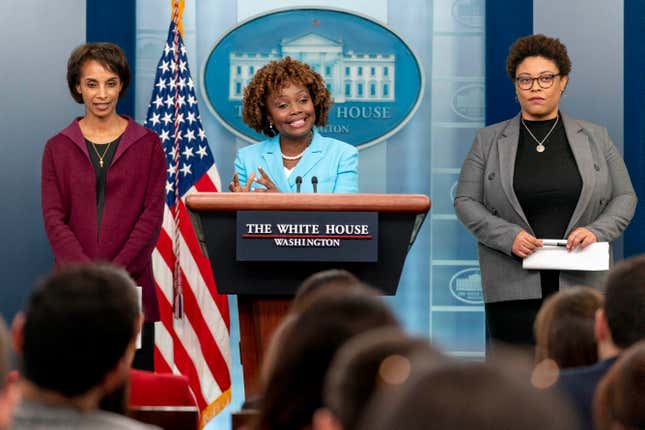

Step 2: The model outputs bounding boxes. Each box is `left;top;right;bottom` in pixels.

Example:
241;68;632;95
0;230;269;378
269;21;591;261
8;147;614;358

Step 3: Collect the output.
522;241;610;271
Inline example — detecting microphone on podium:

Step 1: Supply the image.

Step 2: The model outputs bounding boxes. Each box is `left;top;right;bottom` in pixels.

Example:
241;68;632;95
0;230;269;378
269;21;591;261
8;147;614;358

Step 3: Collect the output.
311;176;318;193
295;176;302;193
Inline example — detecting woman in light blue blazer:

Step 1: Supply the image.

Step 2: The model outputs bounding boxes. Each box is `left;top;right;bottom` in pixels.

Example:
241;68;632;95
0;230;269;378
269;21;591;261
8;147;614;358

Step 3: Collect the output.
455;35;636;347
229;57;358;193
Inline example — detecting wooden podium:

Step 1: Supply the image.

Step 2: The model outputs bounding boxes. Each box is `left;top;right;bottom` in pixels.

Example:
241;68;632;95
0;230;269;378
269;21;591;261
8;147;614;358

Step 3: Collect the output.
186;193;430;397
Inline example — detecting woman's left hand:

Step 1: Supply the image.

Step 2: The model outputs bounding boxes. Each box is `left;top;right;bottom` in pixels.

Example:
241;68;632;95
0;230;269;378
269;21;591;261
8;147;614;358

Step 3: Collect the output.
253;166;280;192
566;227;597;251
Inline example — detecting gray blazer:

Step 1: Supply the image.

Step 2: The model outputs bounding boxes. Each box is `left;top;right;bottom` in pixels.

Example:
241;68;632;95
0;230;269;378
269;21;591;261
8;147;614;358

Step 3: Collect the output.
454;113;636;303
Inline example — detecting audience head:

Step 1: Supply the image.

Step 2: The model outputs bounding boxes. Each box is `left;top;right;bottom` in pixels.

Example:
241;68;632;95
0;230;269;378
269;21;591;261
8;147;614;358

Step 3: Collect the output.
291;269;362;314
602;255;645;350
0;317;18;430
256;292;399;430
534;286;603;368
316;328;441;430
594;341;645;430
358;359;579;430
14;264;142;399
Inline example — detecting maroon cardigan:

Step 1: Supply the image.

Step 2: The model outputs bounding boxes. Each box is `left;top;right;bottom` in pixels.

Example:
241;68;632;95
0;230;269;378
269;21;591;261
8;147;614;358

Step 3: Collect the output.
41;117;166;321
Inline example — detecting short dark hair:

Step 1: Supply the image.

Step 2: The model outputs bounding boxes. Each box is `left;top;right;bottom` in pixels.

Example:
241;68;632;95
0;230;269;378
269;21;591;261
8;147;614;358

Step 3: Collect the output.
21;264;140;397
534;286;603;368
325;328;441;430
257;293;399;430
292;269;362;313
593;341;645;430
67;42;131;103
242;56;332;136
358;361;579;430
506;34;572;81
604;256;645;349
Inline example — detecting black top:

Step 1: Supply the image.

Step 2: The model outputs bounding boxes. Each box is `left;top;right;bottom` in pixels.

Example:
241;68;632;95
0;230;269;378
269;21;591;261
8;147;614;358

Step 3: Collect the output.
513;115;582;296
86;137;120;234
513;115;582;238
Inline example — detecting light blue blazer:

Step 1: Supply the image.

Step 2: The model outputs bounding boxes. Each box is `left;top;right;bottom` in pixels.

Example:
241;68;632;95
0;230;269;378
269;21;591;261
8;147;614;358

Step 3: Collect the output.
234;129;359;193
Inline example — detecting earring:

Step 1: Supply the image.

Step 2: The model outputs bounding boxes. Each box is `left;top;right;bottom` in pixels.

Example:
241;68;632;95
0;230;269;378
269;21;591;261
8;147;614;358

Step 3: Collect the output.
269;122;276;135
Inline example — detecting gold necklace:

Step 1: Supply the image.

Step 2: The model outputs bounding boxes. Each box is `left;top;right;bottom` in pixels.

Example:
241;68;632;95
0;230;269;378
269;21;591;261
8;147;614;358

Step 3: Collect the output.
90;140;114;168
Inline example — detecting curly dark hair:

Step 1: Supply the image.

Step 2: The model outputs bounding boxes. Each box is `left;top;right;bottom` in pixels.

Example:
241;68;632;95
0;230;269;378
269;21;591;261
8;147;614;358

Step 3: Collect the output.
242;57;332;137
506;34;571;81
67;43;130;104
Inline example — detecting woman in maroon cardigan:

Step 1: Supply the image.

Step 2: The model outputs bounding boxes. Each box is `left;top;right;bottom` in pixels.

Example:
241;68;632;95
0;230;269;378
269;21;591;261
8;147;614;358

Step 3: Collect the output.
41;43;166;369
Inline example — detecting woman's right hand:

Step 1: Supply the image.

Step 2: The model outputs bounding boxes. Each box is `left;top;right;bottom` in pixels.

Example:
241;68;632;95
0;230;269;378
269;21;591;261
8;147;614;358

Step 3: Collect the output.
511;230;543;258
229;172;256;192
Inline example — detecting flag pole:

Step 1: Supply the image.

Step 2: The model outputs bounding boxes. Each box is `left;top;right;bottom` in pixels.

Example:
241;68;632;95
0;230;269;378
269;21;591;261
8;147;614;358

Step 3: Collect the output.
171;0;184;319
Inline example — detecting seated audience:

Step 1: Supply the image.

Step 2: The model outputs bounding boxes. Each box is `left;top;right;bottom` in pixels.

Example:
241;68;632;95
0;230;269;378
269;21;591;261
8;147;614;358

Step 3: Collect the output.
255;292;400;430
593;341;645;430
558;255;645;430
534;286;603;368
314;327;442;430
291;269;362;313
358;358;579;430
11;264;159;429
0;317;19;430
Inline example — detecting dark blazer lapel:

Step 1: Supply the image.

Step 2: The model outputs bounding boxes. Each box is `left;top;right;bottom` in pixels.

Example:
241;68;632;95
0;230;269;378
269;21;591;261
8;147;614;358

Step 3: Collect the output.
498;115;530;230
261;137;290;192
562;113;595;236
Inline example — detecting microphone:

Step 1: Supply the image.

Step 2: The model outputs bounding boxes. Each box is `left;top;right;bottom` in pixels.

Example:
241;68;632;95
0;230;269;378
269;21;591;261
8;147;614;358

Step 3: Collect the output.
311;176;318;193
295;176;302;193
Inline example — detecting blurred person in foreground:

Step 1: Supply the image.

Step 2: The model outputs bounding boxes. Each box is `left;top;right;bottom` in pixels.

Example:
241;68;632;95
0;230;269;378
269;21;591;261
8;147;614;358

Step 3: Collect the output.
255;292;399;430
358;357;579;430
593;341;645;430
455;34;636;346
314;328;442;430
558;256;645;430
0;318;19;430
534;286;603;369
11;264;159;430
230;56;358;193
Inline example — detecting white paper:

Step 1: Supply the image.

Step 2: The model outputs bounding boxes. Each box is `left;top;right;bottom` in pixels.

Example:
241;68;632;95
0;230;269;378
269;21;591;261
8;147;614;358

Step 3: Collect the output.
522;242;609;271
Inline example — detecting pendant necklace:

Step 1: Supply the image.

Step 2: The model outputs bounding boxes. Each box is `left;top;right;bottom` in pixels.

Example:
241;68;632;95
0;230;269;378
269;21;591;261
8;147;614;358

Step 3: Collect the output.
521;115;559;153
90;140;114;168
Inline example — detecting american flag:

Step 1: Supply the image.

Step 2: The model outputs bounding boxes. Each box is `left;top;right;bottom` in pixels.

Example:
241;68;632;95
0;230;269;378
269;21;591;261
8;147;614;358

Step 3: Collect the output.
144;5;232;424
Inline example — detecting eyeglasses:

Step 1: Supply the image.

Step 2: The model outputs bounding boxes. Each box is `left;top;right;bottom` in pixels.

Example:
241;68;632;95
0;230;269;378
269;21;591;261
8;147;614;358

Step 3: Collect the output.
515;73;560;90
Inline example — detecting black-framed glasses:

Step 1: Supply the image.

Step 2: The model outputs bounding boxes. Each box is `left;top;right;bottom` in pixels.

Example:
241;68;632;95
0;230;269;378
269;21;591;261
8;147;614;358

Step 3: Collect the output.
515;73;560;90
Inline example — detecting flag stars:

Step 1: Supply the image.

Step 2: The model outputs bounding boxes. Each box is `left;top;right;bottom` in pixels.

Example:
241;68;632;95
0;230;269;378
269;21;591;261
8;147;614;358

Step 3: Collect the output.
159;129;170;143
186;112;196;125
198;128;207;141
165;181;174;194
153;95;164;109
149;112;161;127
155;78;167;91
177;95;186;108
182;146;194;160
170;61;178;73
187;78;194;90
196;145;208;159
164;95;174;108
179;60;187;73
162;113;173;126
163;43;171;57
180;163;192;176
184;129;196;143
159;60;170;74
178;77;187;90
187;95;197;107
167;163;177;176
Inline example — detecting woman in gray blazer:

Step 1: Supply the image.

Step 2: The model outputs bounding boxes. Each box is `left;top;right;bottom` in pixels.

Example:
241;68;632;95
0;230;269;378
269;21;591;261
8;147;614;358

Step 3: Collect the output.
455;34;636;346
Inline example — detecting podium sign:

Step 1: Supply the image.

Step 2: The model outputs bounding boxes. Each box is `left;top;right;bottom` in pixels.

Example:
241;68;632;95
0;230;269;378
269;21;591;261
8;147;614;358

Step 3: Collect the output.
236;211;378;262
